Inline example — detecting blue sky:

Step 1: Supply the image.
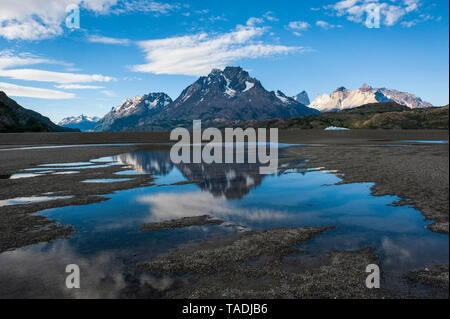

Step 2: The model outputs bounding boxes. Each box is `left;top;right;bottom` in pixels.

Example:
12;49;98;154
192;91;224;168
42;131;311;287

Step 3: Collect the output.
0;0;448;122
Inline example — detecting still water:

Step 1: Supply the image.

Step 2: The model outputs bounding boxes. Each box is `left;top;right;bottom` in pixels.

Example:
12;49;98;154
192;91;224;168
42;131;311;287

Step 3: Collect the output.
0;149;447;298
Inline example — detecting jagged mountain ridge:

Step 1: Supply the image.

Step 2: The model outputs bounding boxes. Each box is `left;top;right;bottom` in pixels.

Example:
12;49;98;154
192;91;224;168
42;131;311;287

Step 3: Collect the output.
293;91;310;106
149;67;318;129
0;91;78;133
97;67;319;131
95;93;173;131
58;114;100;132
310;84;433;112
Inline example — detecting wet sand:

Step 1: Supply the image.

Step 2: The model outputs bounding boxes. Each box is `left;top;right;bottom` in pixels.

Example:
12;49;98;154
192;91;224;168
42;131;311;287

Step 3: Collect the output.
0;130;448;297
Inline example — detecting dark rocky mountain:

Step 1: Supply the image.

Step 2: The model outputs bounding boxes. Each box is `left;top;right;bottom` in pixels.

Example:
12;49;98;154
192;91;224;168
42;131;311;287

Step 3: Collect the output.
58;114;100;132
0;91;79;133
293;91;310;106
95;93;172;131
97;67;319;131
248;102;449;130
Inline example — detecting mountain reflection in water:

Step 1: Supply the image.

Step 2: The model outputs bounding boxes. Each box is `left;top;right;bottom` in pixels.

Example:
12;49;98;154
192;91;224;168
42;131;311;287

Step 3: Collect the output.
113;150;307;199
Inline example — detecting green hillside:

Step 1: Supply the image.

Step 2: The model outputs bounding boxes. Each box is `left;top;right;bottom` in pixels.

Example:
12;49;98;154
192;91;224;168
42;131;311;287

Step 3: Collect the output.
251;102;449;130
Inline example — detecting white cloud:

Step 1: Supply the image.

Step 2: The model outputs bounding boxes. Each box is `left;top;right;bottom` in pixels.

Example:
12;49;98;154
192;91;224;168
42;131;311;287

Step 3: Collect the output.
401;13;434;28
132;25;305;76
0;50;67;69
0;0;177;40
287;21;311;31
55;84;104;89
0;50;113;99
0;50;116;102
286;21;311;36
330;0;422;27
316;20;342;29
87;35;131;45
0;82;75;99
0;69;116;84
0;51;48;69
404;0;420;12
110;0;179;15
263;11;279;22
0;50;116;94
0;0;111;40
247;17;264;27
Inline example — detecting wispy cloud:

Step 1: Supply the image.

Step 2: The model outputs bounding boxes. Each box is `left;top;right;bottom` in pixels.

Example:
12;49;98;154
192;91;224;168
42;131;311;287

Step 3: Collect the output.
0;0;178;40
0;69;116;84
55;84;104;89
288;21;311;31
401;13;435;28
286;21;311;36
109;0;179;15
246;17;264;27
316;20;343;30
0;50;65;69
263;11;279;22
87;35;132;45
0;82;75;99
329;0;422;27
0;49;116;85
132;24;306;76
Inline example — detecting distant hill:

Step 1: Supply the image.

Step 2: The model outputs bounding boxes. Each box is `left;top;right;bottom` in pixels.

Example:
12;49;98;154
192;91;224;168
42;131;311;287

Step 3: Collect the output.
248;102;449;130
0;91;79;133
96;67;319;131
58;114;100;132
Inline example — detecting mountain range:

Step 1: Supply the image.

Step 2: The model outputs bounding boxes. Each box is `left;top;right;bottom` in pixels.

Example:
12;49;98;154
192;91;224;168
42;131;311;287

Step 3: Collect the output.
0;91;78;133
94;93;173;132
309;83;433;112
95;67;319;131
0;66;443;133
58;115;100;132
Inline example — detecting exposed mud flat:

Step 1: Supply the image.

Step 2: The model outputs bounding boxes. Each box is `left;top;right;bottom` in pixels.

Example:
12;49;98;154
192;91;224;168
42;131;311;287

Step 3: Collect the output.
137;227;335;273
405;264;449;292
141;215;223;232
136;226;390;299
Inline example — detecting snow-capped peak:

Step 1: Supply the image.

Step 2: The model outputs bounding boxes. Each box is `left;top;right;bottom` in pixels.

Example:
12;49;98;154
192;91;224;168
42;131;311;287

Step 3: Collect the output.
112;93;172;116
310;84;433;112
275;91;290;104
58;114;100;126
